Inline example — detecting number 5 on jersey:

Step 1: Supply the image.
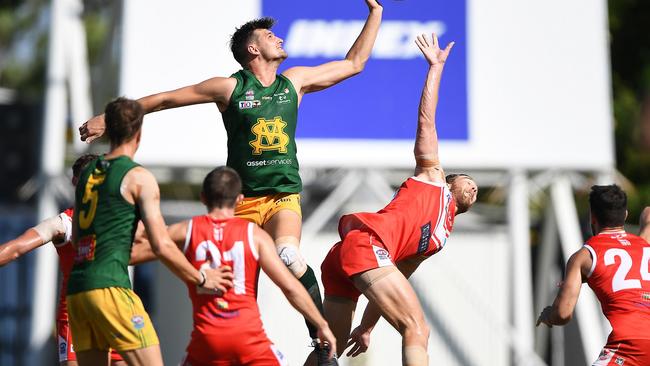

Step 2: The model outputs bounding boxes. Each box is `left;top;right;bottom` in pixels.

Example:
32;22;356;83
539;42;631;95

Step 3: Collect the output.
604;247;650;292
79;172;106;229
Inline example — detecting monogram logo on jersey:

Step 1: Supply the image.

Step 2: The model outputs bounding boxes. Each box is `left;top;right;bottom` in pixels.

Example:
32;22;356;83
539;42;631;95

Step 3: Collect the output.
417;222;432;254
249;116;289;155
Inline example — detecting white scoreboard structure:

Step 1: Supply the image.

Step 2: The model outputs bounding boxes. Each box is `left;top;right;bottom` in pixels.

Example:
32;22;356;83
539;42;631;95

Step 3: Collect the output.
122;0;613;171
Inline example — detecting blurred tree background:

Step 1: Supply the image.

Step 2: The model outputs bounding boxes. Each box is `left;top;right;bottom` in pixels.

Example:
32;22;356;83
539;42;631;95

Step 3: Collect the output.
609;0;650;219
0;0;649;216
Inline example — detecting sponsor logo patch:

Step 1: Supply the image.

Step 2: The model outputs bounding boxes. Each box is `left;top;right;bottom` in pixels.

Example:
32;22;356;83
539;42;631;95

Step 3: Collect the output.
131;315;145;330
418;222;431;254
277;95;291;104
75;235;97;263
58;335;67;359
615;357;625;365
372;245;393;267
217;298;229;310
238;100;261;109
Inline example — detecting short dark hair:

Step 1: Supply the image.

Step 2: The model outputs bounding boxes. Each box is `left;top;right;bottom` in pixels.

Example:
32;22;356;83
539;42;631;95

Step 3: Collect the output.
72;153;99;180
202;166;242;209
589;184;627;227
104;97;144;146
446;173;472;184
229;17;276;66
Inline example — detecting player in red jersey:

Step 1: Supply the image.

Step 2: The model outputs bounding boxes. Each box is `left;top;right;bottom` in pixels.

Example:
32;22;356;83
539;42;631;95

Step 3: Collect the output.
131;166;336;365
0;154;126;366
537;185;650;366
312;33;477;366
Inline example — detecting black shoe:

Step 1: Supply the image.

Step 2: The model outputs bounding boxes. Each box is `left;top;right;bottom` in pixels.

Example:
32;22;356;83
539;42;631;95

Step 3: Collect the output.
312;340;339;366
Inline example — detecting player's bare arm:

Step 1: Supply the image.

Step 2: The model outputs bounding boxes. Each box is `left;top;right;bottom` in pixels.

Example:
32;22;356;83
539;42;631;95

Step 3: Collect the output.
0;214;69;266
412;33;454;183
536;247;592;327
255;225;337;359
79;77;237;143
639;206;650;242
127;167;233;292
282;0;382;99
129;222;157;265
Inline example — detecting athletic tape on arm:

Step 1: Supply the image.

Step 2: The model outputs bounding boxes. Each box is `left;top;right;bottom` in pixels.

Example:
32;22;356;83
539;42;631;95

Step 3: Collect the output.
33;213;69;246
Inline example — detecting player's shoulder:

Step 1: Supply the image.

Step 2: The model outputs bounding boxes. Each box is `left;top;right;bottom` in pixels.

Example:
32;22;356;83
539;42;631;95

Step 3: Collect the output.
624;232;650;245
125;166;157;185
405;175;447;190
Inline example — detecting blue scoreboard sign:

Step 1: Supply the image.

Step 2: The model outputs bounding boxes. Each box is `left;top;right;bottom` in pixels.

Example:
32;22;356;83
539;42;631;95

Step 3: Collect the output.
263;0;467;141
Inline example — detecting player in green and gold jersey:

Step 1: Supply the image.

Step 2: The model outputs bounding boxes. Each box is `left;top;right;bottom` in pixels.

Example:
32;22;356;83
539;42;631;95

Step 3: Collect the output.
79;2;383;364
68;98;234;366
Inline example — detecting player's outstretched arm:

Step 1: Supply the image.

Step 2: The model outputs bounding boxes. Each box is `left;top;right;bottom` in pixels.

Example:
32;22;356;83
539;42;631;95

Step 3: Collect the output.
255;225;337;359
0;230;44;266
536;248;591;327
639;207;650;242
0;214;68;266
131;168;233;292
413;33;453;183
79;76;237;143
283;0;382;96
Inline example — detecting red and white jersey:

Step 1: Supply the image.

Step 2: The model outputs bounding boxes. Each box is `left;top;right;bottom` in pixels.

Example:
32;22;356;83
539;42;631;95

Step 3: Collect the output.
585;231;650;342
54;208;76;322
183;215;266;336
339;177;456;262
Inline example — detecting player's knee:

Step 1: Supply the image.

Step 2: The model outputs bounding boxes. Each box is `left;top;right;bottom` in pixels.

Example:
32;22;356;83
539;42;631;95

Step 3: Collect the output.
276;243;307;277
398;315;428;339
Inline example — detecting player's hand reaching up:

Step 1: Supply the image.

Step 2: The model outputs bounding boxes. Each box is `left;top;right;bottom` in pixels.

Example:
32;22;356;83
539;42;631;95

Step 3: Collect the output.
365;0;383;12
201;265;234;293
415;33;454;70
345;325;372;357
79;114;106;143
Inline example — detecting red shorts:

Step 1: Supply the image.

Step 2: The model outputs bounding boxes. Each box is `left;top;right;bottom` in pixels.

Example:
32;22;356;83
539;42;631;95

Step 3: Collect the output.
592;339;650;366
57;318;123;363
321;229;394;302
182;328;287;366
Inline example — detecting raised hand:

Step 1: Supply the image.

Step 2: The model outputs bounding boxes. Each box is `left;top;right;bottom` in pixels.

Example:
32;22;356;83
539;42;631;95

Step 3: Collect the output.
345;325;372;357
365;0;383;11
79;114;106;143
415;33;454;70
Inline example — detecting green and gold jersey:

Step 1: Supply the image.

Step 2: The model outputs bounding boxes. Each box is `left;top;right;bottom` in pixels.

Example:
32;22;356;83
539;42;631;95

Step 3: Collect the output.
222;69;301;197
67;156;140;295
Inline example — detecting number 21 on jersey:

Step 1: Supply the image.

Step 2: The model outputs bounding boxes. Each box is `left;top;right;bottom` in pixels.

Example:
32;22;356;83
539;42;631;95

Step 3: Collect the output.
604;247;650;292
195;239;246;295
